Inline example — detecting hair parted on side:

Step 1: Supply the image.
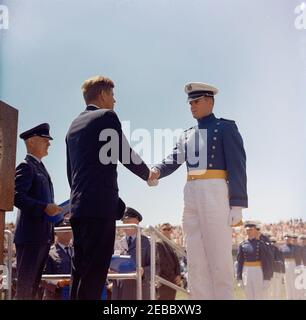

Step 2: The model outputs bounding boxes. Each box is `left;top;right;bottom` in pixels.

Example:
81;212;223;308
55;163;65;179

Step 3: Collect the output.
81;76;114;104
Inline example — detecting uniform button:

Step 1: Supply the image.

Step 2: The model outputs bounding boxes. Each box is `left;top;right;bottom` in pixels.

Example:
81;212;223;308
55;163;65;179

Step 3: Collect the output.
217;122;220;125
209;163;213;168
213;137;217;141
212;146;216;149
211;154;215;159
214;129;218;133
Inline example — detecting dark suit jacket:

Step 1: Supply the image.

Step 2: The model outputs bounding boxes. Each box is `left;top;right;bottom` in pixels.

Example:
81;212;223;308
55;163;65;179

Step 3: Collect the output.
14;155;54;244
42;243;72;300
156;239;180;283
66;106;149;220
44;243;72;275
112;235;151;300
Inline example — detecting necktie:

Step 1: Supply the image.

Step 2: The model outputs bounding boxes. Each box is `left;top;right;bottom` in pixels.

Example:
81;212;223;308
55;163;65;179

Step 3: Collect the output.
127;236;132;247
65;246;71;257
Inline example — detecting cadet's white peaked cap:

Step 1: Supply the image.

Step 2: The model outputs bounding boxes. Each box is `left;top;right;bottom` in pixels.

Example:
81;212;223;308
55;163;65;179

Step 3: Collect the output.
184;82;219;102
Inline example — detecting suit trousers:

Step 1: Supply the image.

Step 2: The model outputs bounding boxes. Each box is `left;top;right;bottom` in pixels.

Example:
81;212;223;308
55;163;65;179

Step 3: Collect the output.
70;218;116;300
15;243;50;300
182;179;234;300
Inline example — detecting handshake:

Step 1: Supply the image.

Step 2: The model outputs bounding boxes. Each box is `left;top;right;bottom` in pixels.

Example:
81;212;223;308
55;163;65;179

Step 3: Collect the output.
147;167;160;187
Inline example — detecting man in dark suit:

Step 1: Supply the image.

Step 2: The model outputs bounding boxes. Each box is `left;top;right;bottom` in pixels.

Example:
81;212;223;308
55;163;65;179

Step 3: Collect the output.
112;207;151;300
66;76;152;300
14;123;63;299
156;223;181;300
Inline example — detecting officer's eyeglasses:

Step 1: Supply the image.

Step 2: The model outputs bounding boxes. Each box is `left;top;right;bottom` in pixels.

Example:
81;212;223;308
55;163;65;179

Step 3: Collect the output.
162;227;172;231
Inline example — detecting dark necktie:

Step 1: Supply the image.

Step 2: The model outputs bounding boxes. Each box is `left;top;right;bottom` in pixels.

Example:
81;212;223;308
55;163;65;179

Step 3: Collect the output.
127;236;132;248
40;161;50;177
65;246;71;257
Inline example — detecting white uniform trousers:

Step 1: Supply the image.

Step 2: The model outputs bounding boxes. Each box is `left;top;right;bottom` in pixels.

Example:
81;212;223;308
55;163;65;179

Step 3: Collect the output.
284;260;297;300
295;265;305;300
242;266;265;300
182;179;234;300
270;272;283;300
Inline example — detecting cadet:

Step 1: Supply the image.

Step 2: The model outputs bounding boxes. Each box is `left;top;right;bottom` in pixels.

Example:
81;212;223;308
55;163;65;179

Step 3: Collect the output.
292;234;304;299
256;224;271;244
151;82;248;299
14;123;62;299
279;234;300;299
255;225;274;298
236;221;273;300
299;235;306;300
300;235;306;266
269;237;285;300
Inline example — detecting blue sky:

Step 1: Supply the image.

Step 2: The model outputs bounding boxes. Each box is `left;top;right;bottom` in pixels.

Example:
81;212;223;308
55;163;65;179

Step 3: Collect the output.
1;0;306;226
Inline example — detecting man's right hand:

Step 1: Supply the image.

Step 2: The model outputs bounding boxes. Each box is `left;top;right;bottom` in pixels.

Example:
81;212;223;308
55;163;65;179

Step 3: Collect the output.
44;203;63;216
147;167;160;186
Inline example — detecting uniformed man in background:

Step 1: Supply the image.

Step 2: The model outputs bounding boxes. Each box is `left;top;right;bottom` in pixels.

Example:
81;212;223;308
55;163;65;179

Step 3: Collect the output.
292;234;304;299
279;234;300;299
299;235;306;300
269;237;285;300
14;123;63;299
150;82;248;299
256;224;271;244
255;225;274;299
236;221;273;300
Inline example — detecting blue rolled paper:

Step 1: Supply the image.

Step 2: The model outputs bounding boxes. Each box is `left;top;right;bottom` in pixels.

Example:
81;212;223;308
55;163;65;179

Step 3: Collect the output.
109;255;136;273
44;199;70;223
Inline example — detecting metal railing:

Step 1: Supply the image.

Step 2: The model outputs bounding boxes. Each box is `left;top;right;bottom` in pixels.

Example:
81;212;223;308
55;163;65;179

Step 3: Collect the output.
42;223;143;300
147;226;189;300
3;224;189;300
2;230;13;300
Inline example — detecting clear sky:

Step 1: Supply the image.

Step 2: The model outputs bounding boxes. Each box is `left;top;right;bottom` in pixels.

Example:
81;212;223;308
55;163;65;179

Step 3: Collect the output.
1;0;306;226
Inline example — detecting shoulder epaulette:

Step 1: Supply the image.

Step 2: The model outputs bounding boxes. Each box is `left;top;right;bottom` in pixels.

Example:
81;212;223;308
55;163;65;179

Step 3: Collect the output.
219;117;236;123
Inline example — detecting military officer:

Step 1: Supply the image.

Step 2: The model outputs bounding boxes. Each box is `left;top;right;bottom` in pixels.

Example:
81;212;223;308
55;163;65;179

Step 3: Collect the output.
292;234;304;299
150;82;248;299
14;123;62;299
236;221;273;300
300;235;306;266
279;234;300;299
269;237;285;300
299;235;306;300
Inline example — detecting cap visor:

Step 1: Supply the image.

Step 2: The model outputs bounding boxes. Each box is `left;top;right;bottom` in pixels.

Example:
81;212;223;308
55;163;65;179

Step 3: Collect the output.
187;95;205;102
40;135;53;140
